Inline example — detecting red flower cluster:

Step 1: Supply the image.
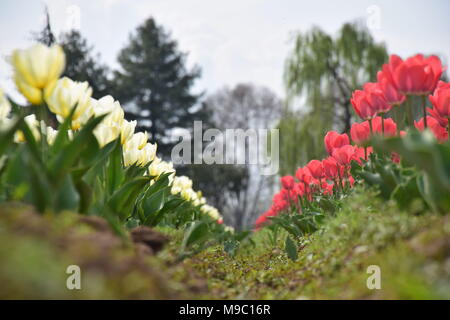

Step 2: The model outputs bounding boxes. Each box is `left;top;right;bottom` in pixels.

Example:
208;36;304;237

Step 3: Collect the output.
255;54;449;229
255;131;366;229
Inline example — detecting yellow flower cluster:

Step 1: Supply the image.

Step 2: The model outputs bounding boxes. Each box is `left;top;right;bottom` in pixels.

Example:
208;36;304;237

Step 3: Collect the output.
5;43;224;224
171;175;224;222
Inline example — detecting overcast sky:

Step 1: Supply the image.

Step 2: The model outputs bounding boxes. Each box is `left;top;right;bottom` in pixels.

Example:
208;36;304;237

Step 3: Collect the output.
1;0;449;102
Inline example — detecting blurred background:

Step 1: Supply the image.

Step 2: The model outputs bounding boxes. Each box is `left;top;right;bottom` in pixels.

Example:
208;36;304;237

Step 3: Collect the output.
1;0;449;229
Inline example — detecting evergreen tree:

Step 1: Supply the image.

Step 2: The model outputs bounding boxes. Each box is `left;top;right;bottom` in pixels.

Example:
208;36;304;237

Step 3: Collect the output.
114;17;202;158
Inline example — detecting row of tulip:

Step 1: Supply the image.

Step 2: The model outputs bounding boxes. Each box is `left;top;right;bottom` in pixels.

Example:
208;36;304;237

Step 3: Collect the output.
0;43;232;256
256;53;449;230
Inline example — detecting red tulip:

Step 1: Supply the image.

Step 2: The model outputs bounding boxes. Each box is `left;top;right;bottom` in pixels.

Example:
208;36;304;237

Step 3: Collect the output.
273;191;289;212
414;116;448;143
429;81;450;119
322;182;334;195
350;121;370;145
280;175;295;190
427;106;449;128
377;73;406;106
295;167;312;184
379;54;444;95
363;83;392;113
351;90;378;120
323;156;338;180
293;182;305;197
351;83;391;120
324;131;350;155
332;145;357;166
372;116;397;137
306;159;324;180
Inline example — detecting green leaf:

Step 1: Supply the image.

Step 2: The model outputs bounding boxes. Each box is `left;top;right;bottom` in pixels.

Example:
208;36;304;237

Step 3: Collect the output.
181;221;209;249
0;116;21;155
49;106;77;154
106;176;151;221
54;174;80;212
105;139;124;196
49;115;105;184
285;236;298;261
75;179;92;213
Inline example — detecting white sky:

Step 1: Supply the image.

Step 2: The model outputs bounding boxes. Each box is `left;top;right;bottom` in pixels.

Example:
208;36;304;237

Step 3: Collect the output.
1;0;449;102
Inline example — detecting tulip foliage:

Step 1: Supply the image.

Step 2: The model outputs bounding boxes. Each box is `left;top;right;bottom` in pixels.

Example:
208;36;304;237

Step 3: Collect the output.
0;44;242;258
257;53;449;260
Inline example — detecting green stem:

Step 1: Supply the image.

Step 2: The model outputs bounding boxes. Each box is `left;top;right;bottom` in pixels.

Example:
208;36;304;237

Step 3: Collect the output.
421;95;427;129
381;113;385;135
369;119;373;134
405;96;413;128
337;165;343;194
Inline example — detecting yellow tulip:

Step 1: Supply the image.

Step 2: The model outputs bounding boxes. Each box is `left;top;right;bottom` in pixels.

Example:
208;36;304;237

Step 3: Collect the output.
45;77;92;129
93;123;120;147
148;157;175;178
171;176;193;195
120;120;137;145
123;147;140;167
124;131;148;151
11;44;65;105
123;142;157;167
138;142;157;166
201;204;221;221
93;95;124;126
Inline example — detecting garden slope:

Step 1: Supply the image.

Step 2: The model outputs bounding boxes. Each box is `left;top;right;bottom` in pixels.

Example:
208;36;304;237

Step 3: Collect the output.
1;188;449;299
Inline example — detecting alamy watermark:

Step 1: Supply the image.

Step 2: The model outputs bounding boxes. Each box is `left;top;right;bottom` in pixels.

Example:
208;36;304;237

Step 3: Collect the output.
66;265;81;290
366;5;381;31
366;265;381;290
171;121;279;176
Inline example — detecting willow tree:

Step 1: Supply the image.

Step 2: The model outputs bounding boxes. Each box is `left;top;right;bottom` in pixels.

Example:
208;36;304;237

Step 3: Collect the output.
278;22;388;175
